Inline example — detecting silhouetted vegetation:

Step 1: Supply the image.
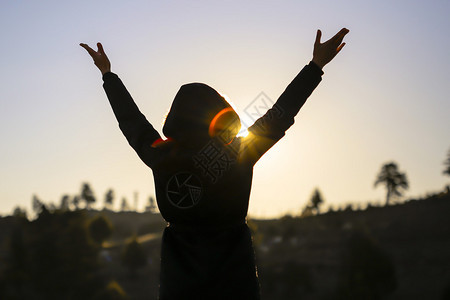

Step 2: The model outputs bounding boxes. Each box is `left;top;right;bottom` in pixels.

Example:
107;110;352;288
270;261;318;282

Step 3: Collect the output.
72;195;81;210
310;188;324;214
121;198;130;212
1;186;449;299
31;195;44;216
12;206;27;219
121;236;147;279
374;162;409;205
444;148;450;176
81;182;97;209
301;188;325;217
104;189;115;210
89;215;113;246
59;194;70;211
0;208;127;299
145;196;157;213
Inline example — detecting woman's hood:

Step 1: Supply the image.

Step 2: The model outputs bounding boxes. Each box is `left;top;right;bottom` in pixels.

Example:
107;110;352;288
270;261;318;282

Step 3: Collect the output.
162;83;241;144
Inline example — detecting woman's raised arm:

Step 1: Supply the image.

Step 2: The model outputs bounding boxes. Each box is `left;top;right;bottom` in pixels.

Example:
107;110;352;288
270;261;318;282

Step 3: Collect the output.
80;42;161;168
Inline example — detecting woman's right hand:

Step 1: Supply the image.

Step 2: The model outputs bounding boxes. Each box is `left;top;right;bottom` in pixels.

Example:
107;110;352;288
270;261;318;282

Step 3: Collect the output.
80;42;111;75
312;28;349;69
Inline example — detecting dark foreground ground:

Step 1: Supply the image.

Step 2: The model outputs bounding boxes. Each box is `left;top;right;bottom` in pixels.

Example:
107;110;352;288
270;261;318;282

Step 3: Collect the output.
1;191;449;299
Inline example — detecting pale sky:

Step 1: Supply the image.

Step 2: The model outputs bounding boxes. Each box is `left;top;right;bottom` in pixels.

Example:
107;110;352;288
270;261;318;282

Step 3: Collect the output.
1;0;449;218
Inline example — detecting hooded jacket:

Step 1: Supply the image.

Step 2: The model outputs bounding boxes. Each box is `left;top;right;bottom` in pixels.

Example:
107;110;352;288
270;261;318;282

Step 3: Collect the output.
102;61;323;299
163;82;241;144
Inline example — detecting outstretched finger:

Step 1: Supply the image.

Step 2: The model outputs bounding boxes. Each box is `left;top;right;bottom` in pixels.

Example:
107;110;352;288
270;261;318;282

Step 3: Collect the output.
97;42;106;55
80;43;96;57
336;42;346;53
315;29;322;45
330;28;348;43
336;28;349;42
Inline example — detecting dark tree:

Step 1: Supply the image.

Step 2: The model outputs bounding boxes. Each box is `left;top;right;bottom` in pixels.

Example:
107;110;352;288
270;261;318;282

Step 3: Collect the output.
81;182;96;209
310;188;324;214
374;162;409;205
133;191;139;211
344;203;353;212
104;189;114;210
31;195;44;216
30;210;102;298
0;217;31;299
444;148;450;176
0;209;105;299
72;195;80;210
88;215;113;246
301;188;324;216
121;236;147;278
59;195;70;211
145;196;156;213
12;207;27;219
121;198;130;212
300;206;314;217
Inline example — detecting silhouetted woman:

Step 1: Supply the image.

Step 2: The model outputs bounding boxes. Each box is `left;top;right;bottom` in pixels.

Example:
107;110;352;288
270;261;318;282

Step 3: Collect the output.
81;28;348;299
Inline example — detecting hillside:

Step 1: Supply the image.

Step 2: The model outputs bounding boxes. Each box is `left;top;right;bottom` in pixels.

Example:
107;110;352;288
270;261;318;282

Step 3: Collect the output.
1;192;449;299
253;193;450;299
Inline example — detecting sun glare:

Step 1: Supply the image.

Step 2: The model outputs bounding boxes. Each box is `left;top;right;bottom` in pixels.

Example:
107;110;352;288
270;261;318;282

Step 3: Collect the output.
237;127;249;137
218;92;250;138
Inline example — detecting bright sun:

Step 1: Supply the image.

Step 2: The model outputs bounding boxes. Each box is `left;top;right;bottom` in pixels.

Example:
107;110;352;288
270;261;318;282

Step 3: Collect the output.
237;127;249;137
218;92;250;138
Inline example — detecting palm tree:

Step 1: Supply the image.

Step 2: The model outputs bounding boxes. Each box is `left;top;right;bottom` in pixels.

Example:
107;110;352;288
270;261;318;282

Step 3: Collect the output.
374;162;409;205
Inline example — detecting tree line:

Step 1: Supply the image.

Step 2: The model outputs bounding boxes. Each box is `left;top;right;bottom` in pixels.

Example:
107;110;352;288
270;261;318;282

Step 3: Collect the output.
301;148;450;216
1;203;152;298
11;183;157;220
